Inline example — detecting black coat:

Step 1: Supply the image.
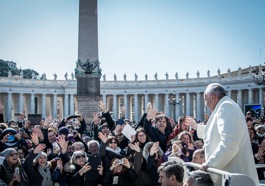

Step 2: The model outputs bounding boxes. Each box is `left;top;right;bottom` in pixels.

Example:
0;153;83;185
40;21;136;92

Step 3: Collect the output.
103;168;137;186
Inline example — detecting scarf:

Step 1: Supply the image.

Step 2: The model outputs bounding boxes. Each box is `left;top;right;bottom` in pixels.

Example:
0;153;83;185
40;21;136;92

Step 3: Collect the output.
106;146;121;154
37;165;52;186
257;133;265;138
1;160;14;183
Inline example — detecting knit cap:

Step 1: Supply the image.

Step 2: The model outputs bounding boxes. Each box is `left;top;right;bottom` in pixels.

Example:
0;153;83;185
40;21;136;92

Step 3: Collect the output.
58;127;69;137
34;151;47;162
0;148;16;159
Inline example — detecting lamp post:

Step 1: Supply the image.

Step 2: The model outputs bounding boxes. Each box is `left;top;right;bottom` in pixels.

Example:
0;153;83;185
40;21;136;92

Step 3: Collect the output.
253;64;265;85
168;98;177;121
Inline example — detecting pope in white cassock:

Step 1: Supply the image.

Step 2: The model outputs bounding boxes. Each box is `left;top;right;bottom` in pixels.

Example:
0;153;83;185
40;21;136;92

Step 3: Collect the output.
184;83;259;186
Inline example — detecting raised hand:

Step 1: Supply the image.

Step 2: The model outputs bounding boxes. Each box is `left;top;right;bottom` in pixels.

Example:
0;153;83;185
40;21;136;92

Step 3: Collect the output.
99;100;107;112
146;107;157;121
97;162;103;175
110;159;120;171
122;158;130;168
77;114;83;121
98;132;108;143
92;112;100;125
43;115;53;128
78;163;91;176
30;131;39;145
147;102;153;113
33;143;46;154
183;116;198;130
57;135;68;154
13;171;21;182
130;135;135;142
33;127;44;140
150;141;159;156
128;142;140;153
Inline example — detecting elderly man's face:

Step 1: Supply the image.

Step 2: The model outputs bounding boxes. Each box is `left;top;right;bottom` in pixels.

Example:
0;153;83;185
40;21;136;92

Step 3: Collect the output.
88;142;99;155
204;92;218;112
74;144;85;152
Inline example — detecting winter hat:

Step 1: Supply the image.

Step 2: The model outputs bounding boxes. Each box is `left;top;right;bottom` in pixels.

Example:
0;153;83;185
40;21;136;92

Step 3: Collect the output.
255;124;265;131
33;151;47;164
0;148;16;159
116;119;124;125
8;119;17;126
58;127;69;137
142;142;164;161
0;128;17;140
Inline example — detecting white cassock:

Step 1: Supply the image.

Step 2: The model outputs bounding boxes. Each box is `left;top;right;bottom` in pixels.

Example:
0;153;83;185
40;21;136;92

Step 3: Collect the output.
197;96;259;186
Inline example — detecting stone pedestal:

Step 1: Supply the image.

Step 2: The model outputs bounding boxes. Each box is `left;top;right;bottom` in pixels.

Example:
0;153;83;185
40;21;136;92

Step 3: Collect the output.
77;75;100;123
77;95;100;124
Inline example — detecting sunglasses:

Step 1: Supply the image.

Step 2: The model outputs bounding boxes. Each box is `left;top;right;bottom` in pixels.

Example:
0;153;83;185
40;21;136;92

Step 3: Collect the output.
9;153;18;157
76;155;85;159
109;141;117;144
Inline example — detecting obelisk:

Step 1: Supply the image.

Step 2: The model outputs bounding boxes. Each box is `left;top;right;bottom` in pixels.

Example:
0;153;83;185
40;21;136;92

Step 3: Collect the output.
75;0;101;123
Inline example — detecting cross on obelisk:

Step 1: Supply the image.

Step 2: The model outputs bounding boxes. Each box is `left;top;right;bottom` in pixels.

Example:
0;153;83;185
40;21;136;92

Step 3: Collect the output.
75;0;101;123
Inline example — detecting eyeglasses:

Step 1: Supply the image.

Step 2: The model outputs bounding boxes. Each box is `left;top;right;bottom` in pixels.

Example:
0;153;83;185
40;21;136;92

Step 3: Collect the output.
76;155;85;159
9;153;18;157
109;141;117;144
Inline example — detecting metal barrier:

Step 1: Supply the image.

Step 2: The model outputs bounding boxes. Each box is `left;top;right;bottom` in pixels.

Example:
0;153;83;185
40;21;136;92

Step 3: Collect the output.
256;164;265;186
183;162;256;186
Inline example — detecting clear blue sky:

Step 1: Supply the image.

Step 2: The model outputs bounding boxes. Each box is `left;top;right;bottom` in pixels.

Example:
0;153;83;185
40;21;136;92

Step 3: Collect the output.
0;0;264;80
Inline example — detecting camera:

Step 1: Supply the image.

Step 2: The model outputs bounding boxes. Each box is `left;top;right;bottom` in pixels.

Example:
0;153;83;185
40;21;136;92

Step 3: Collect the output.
117;159;124;164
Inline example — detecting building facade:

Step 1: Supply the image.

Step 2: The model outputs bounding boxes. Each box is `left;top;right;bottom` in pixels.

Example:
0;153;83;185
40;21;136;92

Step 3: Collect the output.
0;66;264;123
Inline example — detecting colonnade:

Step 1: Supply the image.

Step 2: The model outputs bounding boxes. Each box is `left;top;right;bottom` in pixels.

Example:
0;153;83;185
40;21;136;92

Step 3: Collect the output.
0;69;264;123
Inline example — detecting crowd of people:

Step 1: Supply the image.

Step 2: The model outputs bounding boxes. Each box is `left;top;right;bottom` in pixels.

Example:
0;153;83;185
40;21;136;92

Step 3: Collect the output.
0;83;263;186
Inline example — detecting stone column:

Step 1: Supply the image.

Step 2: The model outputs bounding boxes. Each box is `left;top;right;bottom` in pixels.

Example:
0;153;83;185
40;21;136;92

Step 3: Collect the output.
186;93;190;116
42;94;46;117
144;94;148;110
30;93;35;114
259;88;264;109
134;94;139;122
70;94;74;115
19;93;24;113
248;89;253;104
165;94;169;116
175;93;180;119
7;92;12;120
196;92;201;121
237;90;242;109
155;94;159;110
53;94;57;118
113;94;118;119
124;94;128;119
227;90;231;98
64;94;69;118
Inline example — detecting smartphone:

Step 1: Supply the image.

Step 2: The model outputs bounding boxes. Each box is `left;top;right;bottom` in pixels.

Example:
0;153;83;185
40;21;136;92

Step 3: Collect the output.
88;155;102;170
15;167;19;174
8;135;15;142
